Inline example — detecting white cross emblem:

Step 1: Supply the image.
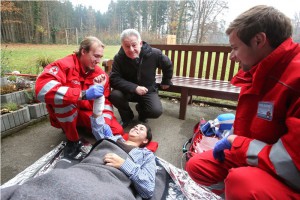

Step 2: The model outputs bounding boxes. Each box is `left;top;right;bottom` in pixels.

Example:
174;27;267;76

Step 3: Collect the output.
49;66;59;75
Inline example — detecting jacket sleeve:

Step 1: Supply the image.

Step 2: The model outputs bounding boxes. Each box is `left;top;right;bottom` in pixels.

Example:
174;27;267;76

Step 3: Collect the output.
120;149;156;199
159;53;173;85
110;57;138;93
35;64;81;105
230;98;300;192
77;71;112;111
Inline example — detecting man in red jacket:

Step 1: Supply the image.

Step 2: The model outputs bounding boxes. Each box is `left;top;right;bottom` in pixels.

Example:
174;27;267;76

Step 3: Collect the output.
186;5;300;199
35;36;123;160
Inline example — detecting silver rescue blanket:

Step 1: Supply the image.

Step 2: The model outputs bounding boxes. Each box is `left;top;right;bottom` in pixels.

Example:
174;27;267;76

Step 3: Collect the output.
1;142;221;200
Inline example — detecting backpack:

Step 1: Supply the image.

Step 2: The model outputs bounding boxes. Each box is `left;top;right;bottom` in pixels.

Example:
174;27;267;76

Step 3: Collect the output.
183;113;235;161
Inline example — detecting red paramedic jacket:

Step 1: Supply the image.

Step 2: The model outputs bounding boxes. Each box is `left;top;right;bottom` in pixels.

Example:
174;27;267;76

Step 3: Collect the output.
35;54;112;122
230;38;300;191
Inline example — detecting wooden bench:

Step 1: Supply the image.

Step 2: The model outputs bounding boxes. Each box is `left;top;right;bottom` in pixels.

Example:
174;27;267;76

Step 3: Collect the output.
103;44;240;120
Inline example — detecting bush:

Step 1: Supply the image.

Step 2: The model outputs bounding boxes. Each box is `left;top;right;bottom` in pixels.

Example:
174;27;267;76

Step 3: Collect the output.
24;88;36;104
0;84;17;94
36;55;54;74
1;102;19;112
7;75;17;82
1;45;12;77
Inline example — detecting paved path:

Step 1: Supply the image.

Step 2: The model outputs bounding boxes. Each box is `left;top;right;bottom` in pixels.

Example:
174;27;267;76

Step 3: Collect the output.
1;98;235;184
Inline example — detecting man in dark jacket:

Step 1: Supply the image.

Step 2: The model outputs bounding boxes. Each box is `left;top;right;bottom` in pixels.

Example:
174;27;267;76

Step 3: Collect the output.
109;29;173;128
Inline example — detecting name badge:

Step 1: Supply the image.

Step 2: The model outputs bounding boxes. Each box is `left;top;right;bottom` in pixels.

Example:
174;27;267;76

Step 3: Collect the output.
257;101;274;121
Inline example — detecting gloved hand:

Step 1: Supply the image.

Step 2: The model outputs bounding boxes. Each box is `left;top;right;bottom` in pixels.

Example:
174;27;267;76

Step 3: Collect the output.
103;124;112;137
213;136;232;162
85;85;104;100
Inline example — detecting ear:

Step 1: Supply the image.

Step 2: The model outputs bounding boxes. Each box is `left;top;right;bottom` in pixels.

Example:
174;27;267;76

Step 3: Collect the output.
253;32;267;48
142;139;149;145
81;48;87;56
139;40;143;46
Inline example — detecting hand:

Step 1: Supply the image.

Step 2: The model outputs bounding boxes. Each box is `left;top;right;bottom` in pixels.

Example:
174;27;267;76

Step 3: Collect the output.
94;74;106;86
213;136;232;162
160;84;170;90
85;85;104;100
135;86;148;95
104;153;125;169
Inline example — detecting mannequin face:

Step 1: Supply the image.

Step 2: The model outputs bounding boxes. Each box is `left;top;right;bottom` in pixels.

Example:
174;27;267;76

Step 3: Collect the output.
128;124;148;146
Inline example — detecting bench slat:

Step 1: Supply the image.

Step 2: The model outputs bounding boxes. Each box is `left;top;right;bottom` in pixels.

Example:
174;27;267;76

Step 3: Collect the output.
190;51;197;77
183;51;189;77
228;59;236;80
176;50;182;76
205;52;212;79
220;52;229;80
212;52;220;80
198;52;205;79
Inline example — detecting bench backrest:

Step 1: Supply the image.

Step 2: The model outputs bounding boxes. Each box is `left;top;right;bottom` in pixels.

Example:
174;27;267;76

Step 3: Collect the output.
151;44;239;81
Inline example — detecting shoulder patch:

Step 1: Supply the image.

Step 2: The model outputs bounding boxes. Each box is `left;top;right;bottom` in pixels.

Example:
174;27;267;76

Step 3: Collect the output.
48;66;59;76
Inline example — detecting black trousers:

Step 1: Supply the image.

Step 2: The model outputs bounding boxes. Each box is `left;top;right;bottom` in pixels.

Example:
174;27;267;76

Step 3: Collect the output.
109;89;163;122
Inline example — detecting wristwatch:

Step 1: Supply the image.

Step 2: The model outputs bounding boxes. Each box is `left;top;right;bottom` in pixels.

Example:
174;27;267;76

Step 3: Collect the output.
81;90;87;100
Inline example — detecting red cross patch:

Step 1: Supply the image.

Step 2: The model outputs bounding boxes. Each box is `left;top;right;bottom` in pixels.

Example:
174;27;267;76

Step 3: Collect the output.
49;66;59;75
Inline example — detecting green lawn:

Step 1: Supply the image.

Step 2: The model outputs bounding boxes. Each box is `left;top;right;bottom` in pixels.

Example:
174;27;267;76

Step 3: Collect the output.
1;43;238;107
1;44;120;74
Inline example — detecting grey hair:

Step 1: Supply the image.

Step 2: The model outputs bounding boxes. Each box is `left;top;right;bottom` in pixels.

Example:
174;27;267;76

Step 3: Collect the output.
120;29;141;42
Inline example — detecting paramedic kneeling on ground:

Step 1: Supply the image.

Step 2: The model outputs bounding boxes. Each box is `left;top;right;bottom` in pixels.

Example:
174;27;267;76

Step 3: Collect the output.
35;36;123;160
186;5;300;199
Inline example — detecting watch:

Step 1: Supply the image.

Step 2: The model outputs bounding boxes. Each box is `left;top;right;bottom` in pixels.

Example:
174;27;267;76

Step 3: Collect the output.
81;90;87;100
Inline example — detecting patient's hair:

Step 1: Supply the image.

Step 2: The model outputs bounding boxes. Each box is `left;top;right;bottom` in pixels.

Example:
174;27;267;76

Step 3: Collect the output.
139;123;152;148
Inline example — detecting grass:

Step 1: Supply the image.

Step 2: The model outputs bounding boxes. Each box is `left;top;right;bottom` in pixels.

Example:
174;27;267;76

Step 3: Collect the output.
1;43;238;107
1;102;19;112
1;44;120;74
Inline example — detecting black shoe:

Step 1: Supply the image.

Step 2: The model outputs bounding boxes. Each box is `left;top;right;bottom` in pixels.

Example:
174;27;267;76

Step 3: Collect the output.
136;104;148;123
63;140;87;160
120;117;133;128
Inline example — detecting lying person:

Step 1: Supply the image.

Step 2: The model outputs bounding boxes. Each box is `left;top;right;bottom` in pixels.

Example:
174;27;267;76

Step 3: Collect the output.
1;75;156;200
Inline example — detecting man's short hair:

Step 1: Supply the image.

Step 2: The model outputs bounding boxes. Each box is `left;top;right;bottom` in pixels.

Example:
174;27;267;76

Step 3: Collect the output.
226;5;292;48
75;36;105;57
120;29;141;42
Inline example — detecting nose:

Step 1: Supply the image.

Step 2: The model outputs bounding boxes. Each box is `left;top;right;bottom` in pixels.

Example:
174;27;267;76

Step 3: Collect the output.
229;50;236;61
129;46;134;52
95;57;101;64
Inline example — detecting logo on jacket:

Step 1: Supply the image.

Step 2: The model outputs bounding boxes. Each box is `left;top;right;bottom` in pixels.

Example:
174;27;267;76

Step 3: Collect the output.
257;101;274;121
48;66;59;75
71;80;80;85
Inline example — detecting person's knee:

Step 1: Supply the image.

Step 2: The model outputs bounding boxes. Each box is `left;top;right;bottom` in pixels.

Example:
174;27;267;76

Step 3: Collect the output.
225;167;259;199
185;156;202;183
109;90;124;105
185;157;196;175
142;101;162;118
149;107;162;118
109;90;123;100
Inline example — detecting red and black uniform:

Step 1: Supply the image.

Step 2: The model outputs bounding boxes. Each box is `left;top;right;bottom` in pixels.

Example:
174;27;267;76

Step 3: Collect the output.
186;38;300;199
35;54;123;142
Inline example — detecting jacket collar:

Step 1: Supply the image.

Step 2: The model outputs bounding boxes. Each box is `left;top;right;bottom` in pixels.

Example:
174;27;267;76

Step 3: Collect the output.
231;38;299;95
